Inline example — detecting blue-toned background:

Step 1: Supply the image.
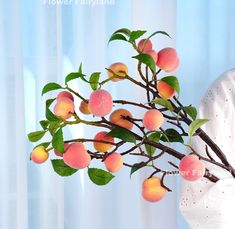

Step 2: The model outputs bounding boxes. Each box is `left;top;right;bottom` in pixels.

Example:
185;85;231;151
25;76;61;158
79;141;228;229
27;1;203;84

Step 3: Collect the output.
0;0;235;228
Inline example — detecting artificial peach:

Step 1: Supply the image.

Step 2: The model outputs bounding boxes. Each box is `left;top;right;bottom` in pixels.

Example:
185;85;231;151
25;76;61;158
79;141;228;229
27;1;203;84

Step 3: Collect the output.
109;109;133;130
57;91;74;102
93;131;114;152
142;177;167;202
157;80;176;99
156;47;179;72
179;155;206;181
104;152;123;173
143;109;164;131
88;90;113;117
144;49;158;63
107;62;128;81
31;146;49;164
137;39;152;52
79;100;91;115
54;97;75;119
54;143;70;157
63;143;91;169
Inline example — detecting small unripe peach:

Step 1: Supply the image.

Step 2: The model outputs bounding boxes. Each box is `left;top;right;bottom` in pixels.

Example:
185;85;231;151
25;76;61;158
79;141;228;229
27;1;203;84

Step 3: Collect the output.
109;109;133;130
137;39;153;52
179;155;206;181
57;91;74;102
88;90;113;117
142;177;167;202
54;97;75;119
63;143;91;169
144;49;158;63
107;62;128;82
104;152;123;173
156;48;179;72
31;146;49;164
79;100;91;115
54;143;70;157
93;131;114;152
157;80;176;99
143;109;164;131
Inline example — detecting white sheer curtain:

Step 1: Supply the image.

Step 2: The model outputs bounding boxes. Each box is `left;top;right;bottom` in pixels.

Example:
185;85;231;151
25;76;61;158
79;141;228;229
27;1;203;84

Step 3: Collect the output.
1;1;235;229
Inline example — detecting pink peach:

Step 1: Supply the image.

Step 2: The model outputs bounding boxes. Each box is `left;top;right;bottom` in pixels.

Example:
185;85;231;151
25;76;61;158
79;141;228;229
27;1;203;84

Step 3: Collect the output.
157;80;176;99
93;131;114;152
63;143;91;169
107;62;128;82
104;152;123;173
179;155;206;181
31;146;49;164
54;97;75;119
143;109;164;131
109;109;133;130
156;48;179;72
57;91;74;102
137;39;153;52
88;90;113;117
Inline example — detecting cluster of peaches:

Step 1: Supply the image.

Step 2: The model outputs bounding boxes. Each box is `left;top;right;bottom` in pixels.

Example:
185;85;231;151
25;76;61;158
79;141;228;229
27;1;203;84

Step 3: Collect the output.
30;36;206;203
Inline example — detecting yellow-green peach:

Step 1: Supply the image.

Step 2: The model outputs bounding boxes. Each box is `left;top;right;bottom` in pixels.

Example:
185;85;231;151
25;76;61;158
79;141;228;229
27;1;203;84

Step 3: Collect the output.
93;131;114;152
104;152;123;173
109;109;133;130
107;62;128;82
157;80;176;99
79;100;91;115
31;146;49;164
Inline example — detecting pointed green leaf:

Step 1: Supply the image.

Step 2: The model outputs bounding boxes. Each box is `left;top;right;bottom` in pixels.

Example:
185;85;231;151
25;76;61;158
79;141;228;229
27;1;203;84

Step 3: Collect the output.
51;159;78;176
65;72;86;85
145;132;161;156
88;168;114;185
129;30;146;43
188;119;209;137
52;128;64;153
182;106;197;120
89;72;101;90
42;82;62;96
152;98;174;112
109;33;128;43
28;131;46;142
78;62;83;73
133;53;156;73
108;127;136;144
40;120;50;130
34;141;50;149
46;107;60;121
160;128;184;143
112;28;131;36
130;162;146;178
161;76;180;95
48;121;61;135
147;30;171;40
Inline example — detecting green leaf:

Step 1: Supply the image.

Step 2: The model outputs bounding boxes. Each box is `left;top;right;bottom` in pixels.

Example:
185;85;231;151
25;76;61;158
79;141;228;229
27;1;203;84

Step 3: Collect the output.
34;141;50;149
48;121;61;135
160;128;184;143
46;107;60;121
152;98;174;112
28;131;46;142
129;30;146;43
89;72;101;90
182;106;197;120
52;128;64;153
88;168;114;185
147;30;171;40
161;76;180;95
65;72;86;85
108;127;136;144
40;120;50;130
188;119;209;138
109;33;128;43
112;28;131;36
46;98;56;107
42;82;62;96
133;53;156;73
78;62;83;73
51;159;78;177
130;162;146;178
145;132;161;156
